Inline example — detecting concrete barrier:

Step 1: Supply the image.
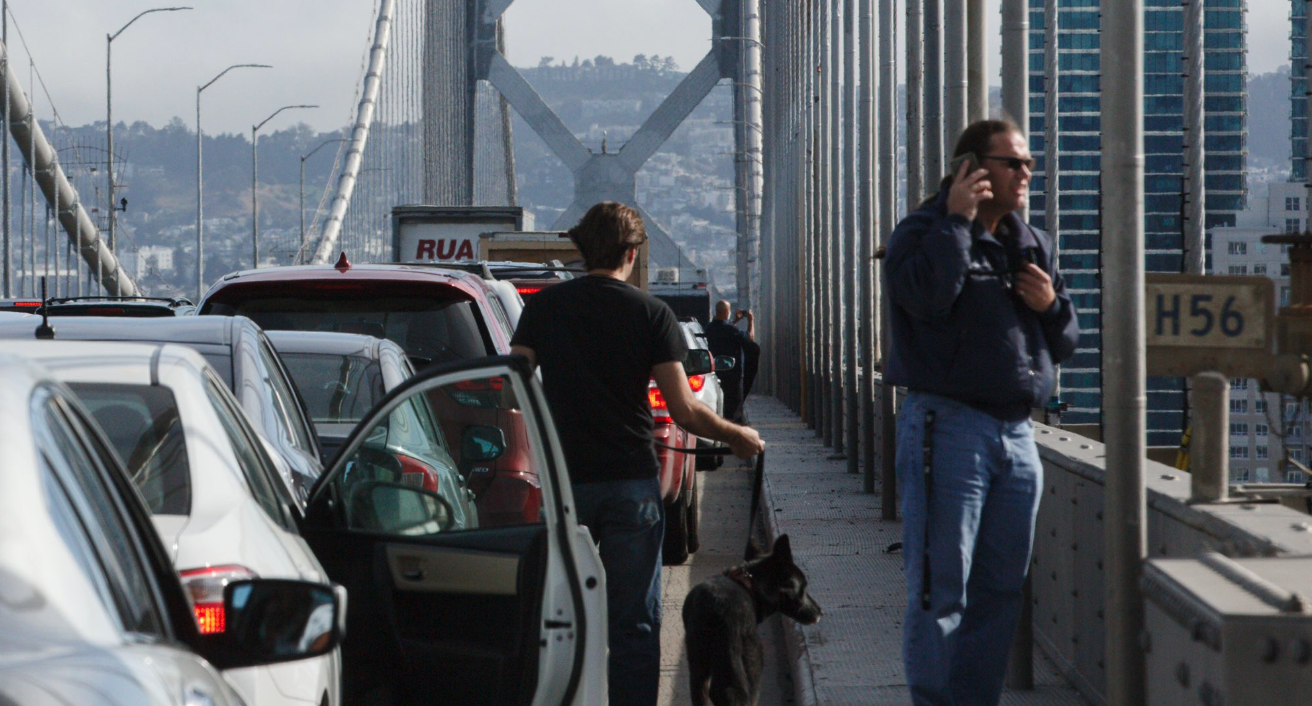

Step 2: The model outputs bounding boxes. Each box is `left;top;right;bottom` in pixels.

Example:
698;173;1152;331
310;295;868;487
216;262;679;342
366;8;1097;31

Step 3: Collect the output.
1031;424;1312;705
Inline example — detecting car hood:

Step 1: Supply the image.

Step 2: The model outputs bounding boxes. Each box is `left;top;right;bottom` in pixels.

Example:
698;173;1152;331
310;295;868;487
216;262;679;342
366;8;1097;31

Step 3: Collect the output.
0;644;162;705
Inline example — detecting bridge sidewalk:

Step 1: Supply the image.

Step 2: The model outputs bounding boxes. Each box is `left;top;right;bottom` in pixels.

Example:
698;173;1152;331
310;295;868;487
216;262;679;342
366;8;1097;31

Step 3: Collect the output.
746;396;1088;706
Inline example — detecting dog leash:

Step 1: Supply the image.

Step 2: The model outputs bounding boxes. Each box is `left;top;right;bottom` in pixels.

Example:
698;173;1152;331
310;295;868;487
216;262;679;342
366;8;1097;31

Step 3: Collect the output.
653;442;766;556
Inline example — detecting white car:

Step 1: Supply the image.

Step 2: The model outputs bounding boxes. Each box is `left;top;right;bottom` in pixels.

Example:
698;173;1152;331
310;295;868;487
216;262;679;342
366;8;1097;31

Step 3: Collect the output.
0;353;343;706
0;340;342;706
681;320;725;419
295;355;607;704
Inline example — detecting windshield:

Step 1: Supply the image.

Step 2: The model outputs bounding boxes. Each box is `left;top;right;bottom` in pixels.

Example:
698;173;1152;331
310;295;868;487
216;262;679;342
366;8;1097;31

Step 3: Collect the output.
220;295;495;366
282;352;387;423
67;382;191;515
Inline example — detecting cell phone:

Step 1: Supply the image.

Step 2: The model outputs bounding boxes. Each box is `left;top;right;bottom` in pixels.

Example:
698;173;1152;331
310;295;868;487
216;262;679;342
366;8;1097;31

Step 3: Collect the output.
949;152;980;175
1015;247;1040;274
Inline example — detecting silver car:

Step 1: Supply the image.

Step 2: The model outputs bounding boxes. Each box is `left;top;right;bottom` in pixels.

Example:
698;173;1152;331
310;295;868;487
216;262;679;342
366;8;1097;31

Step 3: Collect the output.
0;354;344;706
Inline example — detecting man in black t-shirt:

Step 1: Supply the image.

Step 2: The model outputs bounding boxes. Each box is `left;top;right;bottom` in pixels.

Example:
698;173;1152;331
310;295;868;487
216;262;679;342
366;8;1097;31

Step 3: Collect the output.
704;300;759;423
511;202;763;706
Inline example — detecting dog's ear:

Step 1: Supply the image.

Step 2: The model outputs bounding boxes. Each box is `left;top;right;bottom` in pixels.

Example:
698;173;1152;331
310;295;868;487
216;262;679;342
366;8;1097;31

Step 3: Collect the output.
772;534;793;562
745;537;764;561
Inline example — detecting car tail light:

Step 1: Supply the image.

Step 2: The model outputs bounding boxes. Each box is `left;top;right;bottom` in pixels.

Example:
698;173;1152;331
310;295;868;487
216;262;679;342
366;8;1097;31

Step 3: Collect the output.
688;375;705;392
395;452;440;493
515;286;543;296
449;377;508;408
179;565;258;634
648;381;671;420
12;300;40;307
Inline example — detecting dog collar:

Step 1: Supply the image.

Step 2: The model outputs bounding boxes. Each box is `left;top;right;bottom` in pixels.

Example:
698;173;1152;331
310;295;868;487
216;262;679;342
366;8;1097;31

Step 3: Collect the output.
725;567;765;622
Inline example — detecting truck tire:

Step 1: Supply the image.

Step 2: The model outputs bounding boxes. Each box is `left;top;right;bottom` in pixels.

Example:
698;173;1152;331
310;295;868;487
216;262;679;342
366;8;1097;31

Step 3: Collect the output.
663;488;690;565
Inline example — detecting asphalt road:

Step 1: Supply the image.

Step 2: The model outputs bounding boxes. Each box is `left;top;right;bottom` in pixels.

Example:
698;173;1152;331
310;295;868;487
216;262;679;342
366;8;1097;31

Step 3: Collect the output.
658;455;793;706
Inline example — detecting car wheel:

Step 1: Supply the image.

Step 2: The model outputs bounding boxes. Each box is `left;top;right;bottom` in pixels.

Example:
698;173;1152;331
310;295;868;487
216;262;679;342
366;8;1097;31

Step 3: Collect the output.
686;469;700;555
663;486;690;566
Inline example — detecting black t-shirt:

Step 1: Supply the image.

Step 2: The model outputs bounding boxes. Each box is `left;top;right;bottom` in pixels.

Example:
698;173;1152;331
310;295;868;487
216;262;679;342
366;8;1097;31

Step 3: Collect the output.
511;276;688;483
704;318;750;382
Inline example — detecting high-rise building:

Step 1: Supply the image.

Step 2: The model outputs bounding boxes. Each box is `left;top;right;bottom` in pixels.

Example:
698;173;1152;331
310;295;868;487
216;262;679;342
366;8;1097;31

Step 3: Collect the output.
1027;0;1248;444
1210;181;1310;483
1294;1;1307;182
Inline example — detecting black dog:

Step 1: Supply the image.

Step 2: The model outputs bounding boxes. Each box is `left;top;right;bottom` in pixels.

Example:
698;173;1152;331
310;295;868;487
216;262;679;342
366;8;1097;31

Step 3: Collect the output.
682;534;822;705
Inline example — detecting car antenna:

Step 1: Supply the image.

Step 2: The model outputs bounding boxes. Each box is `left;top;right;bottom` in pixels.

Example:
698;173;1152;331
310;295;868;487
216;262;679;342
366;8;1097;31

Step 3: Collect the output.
35;277;55;340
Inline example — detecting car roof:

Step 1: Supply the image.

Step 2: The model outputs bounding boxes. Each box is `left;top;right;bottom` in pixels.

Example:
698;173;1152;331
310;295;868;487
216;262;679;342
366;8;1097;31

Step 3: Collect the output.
0;340;207;385
204;262;488;298
265;329;400;359
0;314;247;347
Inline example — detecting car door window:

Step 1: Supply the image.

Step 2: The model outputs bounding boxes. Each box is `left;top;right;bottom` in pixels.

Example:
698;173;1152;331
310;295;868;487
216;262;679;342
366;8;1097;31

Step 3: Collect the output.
203;374;297;532
256;336;318;458
324;367;548;535
35;388;166;638
66;382;192;516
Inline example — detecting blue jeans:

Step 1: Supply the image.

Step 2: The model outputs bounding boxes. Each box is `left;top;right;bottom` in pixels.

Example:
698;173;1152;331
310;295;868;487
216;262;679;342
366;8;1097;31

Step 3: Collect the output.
897;393;1042;706
572;476;664;706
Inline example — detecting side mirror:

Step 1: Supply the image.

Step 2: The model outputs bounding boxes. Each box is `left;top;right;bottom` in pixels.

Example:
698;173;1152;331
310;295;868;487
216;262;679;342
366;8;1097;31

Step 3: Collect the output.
200;579;346;670
685;349;715;376
348;482;454;534
461;424;507;462
714;355;737;371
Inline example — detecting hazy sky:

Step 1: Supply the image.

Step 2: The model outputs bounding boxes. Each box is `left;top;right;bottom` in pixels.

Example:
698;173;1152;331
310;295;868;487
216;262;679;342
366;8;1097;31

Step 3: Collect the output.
5;0;1295;136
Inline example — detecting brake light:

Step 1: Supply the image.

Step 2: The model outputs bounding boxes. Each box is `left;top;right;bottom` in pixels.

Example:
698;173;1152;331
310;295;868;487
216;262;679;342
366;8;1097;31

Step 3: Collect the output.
648;382;670;420
179;565;258;634
515;286;543;296
13;301;40;307
395;452;440;493
454;378;503;391
312;283;363;290
449;377;507;408
688;375;705;392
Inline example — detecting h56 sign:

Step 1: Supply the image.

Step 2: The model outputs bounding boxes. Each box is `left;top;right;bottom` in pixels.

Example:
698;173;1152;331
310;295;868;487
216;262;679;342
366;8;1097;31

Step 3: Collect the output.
1145;274;1274;378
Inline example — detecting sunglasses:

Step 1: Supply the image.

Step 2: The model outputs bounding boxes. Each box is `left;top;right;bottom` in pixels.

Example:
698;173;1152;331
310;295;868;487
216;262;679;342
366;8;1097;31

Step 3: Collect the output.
982;155;1036;171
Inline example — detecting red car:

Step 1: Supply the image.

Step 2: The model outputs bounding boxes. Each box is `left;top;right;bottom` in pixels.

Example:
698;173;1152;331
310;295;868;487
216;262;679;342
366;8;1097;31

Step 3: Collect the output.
647;369;713;566
198;258;541;527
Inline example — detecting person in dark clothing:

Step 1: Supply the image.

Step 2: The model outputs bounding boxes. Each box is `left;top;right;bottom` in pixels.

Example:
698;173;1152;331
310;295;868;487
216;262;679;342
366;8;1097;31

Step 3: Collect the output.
510;201;763;706
883;120;1079;706
704;300;758;423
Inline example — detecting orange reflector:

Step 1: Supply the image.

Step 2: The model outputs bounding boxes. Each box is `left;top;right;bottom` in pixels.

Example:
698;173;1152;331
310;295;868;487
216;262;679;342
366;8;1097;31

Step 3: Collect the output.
194;603;225;634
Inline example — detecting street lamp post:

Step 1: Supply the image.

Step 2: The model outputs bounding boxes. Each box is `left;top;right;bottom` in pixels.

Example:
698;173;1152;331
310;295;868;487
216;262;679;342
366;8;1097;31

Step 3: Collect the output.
107;6;191;263
252;104;316;268
197;63;270;298
300;137;347;263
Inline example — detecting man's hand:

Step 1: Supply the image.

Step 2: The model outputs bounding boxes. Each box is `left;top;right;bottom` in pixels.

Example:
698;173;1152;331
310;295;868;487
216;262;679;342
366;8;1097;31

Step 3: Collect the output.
729;425;765;460
947;159;991;222
1014;263;1056;312
653;360;765;459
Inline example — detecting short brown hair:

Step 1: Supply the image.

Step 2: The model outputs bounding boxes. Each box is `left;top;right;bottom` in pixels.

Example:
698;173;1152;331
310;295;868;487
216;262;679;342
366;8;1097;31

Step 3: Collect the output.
928;118;1026;200
568;202;647;270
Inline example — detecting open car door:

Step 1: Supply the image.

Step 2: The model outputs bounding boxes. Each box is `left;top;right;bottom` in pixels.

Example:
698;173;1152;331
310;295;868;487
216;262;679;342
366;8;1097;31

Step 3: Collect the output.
299;355;606;706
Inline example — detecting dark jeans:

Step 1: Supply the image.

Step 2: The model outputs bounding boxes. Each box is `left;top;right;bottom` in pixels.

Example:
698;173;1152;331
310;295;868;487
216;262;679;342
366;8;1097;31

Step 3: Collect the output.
572;476;664;706
717;372;745;423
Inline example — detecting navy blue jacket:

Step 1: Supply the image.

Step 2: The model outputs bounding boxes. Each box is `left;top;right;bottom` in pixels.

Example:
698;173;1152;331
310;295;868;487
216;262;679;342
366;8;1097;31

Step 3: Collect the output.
883;189;1079;415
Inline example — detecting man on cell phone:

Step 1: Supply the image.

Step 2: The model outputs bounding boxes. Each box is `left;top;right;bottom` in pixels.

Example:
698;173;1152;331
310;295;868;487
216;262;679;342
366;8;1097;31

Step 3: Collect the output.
705;300;759;424
882;120;1079;706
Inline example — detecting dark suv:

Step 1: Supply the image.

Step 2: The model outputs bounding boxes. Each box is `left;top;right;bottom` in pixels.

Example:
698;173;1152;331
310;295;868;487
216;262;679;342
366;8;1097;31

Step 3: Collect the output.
198;260;542;526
